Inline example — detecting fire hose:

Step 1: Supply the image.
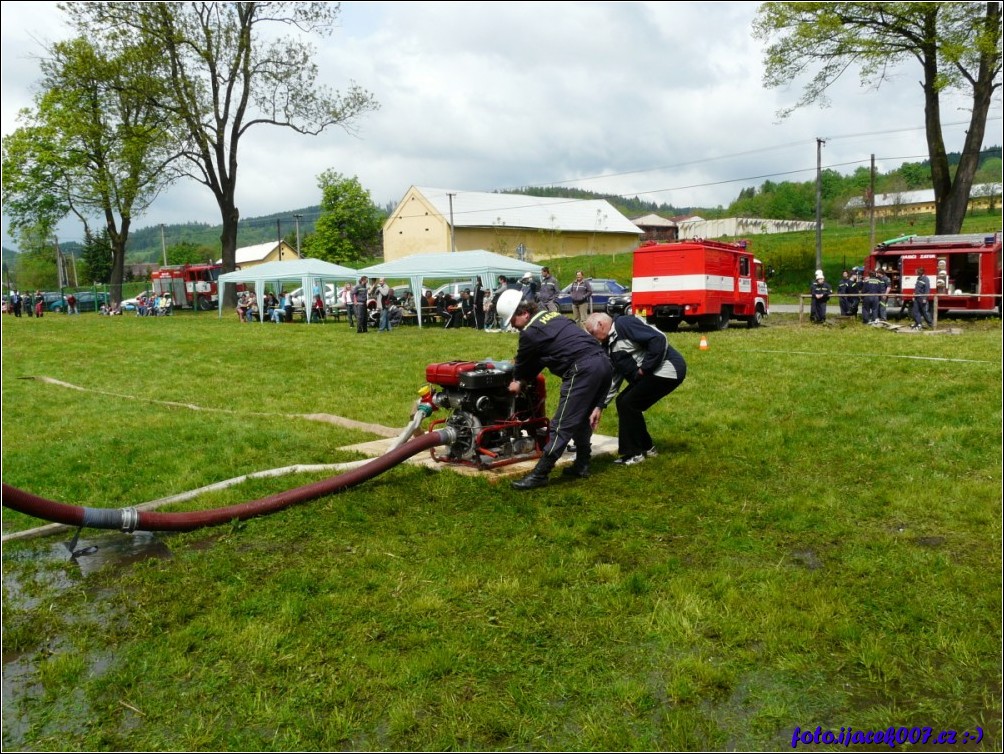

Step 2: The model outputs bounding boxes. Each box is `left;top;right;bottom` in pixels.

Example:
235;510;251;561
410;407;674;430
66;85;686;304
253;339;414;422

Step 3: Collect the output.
1;428;455;535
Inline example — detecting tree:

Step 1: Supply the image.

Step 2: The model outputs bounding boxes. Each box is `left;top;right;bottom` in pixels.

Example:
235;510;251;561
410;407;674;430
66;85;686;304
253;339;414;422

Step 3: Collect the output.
754;2;1002;234
1;37;178;304
61;2;380;303
301;171;384;266
80;227;114;284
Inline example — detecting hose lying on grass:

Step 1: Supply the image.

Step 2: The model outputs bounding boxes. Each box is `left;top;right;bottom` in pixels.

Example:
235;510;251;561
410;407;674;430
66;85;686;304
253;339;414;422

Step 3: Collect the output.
2;428;455;535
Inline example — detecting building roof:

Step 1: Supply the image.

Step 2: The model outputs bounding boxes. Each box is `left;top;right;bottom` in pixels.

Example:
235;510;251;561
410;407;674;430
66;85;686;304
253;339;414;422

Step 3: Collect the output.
632;213;677;228
845;183;1000;209
411;187;640;234
222;241;296;266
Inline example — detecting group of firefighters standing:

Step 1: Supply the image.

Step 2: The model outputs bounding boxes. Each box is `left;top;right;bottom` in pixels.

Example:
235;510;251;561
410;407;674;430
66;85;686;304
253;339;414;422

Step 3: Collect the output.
810;266;934;329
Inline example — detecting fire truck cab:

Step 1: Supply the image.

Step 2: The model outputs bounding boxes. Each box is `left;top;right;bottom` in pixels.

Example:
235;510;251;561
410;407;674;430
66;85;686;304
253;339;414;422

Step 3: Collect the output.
866;232;1002;316
630;238;770;331
151;263;226;310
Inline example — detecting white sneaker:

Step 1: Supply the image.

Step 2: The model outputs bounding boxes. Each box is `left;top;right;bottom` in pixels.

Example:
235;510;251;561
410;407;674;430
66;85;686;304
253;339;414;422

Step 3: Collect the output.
644;447;658;458
614;454;645;466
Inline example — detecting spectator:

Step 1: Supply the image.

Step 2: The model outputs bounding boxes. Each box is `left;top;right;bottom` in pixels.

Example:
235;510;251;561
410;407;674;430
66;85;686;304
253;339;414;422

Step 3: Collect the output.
537;266;560;312
339;283;355;326
374;278;392;331
354;276;369;333
836;270;854;316
473;277;486;329
519;272;539;303
568;270;593;327
34;291;44;318
459;289;475;327
66;292;78;315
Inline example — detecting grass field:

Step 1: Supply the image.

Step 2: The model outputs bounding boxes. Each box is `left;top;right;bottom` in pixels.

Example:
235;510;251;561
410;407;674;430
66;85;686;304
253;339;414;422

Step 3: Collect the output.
2;302;1001;750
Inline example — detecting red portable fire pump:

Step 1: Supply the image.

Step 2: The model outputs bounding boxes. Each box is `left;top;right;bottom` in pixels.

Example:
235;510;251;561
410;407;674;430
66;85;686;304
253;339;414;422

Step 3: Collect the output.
415;360;549;469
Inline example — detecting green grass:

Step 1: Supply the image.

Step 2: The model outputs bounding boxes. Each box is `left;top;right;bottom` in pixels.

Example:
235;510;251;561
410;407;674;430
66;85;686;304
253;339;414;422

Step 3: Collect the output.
2;302;1001;750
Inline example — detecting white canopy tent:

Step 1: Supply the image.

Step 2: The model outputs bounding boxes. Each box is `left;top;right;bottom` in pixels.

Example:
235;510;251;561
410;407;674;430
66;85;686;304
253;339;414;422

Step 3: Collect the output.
217;258;359;323
358;250;542;326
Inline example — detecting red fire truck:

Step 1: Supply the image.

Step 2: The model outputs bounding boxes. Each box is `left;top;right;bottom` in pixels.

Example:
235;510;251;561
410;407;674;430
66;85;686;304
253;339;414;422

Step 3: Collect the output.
150;263;226;310
866;232;1002;315
630;238;770;331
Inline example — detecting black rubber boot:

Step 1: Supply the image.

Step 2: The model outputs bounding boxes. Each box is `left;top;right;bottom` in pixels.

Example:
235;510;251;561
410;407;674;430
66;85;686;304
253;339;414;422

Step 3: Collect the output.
512;455;557;490
561;447;591;479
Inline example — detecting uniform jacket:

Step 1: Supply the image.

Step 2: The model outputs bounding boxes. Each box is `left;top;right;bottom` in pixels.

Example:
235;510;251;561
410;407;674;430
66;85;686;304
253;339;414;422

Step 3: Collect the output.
513;310;606;383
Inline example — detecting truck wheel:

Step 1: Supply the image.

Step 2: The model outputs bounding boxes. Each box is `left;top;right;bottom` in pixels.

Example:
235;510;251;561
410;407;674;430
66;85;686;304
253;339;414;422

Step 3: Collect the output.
747;306;765;328
700;312;729;331
197;295;213;311
653;317;679;332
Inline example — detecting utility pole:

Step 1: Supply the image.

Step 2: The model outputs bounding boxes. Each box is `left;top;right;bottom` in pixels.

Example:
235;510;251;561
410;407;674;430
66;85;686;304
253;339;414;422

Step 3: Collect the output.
815;137;825;271
293;214;303;256
55;237;64;288
160;224;168;266
447;192;457;252
276;219;282;259
869;154;876;252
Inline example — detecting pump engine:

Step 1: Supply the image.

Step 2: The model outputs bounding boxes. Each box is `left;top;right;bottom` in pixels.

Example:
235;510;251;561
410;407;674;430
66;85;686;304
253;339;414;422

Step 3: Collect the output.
419;360;549;469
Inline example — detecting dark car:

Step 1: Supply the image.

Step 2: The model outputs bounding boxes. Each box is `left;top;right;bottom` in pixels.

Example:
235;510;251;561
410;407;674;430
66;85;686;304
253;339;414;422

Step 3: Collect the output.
605;292;632;318
554;278;630;314
47;291;110;313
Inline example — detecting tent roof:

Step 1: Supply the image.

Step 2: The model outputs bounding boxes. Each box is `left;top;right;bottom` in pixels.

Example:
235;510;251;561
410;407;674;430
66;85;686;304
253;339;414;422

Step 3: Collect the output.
217;258;358;322
358;249;540;279
218;258;357;283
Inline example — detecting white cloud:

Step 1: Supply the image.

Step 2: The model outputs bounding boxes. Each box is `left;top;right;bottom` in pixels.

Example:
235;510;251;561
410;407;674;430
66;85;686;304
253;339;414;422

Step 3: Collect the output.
2;0;998;248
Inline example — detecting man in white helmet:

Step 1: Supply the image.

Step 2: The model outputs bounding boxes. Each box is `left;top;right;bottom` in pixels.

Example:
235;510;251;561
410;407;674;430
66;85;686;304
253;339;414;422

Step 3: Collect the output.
495;289;613;489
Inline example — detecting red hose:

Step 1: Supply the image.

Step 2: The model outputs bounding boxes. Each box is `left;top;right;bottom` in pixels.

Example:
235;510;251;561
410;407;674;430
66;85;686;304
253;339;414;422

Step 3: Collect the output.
1;429;453;534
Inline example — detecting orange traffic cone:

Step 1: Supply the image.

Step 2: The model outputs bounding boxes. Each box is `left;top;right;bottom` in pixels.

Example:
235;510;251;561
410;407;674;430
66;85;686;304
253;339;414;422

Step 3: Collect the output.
699;335;709;351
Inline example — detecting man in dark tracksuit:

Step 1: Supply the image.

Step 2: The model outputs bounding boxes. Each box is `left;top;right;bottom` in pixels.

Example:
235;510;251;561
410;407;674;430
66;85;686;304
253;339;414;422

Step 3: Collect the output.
810;273;832;323
860;269;885;324
586;313;687;465
911;267;934;329
507;300;613;489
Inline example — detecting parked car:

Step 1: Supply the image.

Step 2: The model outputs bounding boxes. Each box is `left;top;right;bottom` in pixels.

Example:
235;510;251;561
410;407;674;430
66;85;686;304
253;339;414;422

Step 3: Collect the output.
605;292;633;318
42;292;67;312
554;278;630;314
431;282;476;300
288;283;337;310
74;291;111;312
121;290;155;311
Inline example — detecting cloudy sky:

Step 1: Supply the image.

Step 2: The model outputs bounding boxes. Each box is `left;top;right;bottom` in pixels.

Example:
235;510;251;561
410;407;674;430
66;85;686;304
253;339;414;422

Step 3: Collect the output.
2;1;999;248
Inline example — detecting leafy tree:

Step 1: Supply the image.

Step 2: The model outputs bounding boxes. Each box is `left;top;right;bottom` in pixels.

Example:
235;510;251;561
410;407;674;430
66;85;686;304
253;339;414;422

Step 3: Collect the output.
61;2;380;303
1;36;179;304
754;2;1002;234
301;171;384;266
166;241;216;266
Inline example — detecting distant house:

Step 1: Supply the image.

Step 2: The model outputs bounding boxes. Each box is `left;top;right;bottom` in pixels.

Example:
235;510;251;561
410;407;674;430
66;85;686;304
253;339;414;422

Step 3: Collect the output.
633;214;678;242
677;217;818;239
844;183;1000;217
382;186;641;262
216;240;299;269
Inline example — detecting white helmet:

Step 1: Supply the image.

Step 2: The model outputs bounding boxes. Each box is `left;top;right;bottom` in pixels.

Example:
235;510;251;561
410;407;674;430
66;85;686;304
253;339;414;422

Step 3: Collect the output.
495;289;524;328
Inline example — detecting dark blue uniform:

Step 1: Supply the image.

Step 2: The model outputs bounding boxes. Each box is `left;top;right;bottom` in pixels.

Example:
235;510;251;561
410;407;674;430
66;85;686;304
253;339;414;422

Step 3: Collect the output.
513;310;612;463
912;274;933;328
810;279;832;323
860;271;885;324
